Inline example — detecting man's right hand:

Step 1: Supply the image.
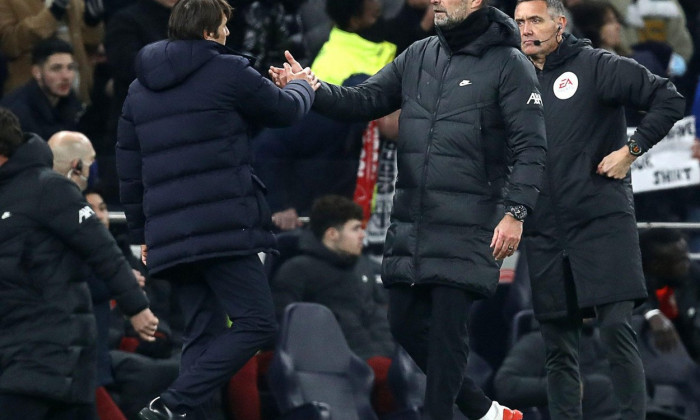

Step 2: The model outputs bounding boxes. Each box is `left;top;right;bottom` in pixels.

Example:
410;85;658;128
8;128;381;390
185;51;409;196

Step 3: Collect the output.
647;311;680;352
130;308;159;342
269;50;315;89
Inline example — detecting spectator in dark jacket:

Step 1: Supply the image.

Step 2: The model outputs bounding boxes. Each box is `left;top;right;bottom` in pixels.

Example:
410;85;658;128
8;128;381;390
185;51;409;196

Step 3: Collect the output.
0;107;158;420
272;195;394;359
0;38;84;141
514;0;685;419
271;1;548;418
115;0;318;418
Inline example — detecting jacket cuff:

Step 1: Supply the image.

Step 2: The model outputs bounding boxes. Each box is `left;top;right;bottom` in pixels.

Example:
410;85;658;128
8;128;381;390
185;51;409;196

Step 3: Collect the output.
115;286;149;317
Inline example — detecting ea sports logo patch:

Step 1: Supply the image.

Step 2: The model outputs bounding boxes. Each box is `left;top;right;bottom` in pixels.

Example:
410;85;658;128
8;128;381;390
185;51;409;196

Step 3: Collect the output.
553;71;578;100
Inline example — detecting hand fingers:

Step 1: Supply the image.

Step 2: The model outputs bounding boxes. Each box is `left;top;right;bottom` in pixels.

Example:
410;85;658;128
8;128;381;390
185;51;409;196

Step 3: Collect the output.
138;331;156;342
285;50;299;66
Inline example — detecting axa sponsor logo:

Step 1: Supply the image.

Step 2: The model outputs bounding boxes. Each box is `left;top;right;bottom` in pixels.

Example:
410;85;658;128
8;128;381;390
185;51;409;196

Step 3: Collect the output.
527;92;542;105
78;205;95;224
553;71;579;100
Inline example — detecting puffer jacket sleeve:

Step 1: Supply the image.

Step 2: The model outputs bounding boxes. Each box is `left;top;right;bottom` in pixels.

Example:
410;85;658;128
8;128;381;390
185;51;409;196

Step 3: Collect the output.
115;98;146;245
594;52;685;152
311;48;406;121
498;50;547;211
39;176;149;316
232;60;315;127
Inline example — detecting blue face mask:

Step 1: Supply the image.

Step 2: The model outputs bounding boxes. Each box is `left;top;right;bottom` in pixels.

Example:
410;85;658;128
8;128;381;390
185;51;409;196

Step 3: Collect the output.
668;52;687;77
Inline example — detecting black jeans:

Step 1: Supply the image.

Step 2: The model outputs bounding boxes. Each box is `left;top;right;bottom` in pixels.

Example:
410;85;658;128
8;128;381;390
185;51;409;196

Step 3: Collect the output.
540;300;646;420
0;393;96;420
388;284;492;420
160;255;277;418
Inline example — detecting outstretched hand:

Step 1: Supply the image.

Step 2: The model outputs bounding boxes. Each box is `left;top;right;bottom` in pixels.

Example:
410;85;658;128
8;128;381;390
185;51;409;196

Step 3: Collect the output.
269;50;319;90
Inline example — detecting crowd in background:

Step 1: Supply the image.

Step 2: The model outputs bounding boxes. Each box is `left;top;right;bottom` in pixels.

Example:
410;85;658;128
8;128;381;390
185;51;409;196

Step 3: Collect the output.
1;0;700;418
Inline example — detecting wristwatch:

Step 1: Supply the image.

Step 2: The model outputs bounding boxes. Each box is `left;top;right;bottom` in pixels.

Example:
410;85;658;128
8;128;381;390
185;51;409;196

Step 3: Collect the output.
505;205;527;222
627;138;643;156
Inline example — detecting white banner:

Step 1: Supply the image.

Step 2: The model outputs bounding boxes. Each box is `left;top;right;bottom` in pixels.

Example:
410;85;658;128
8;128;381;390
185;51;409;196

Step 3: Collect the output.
630;115;698;193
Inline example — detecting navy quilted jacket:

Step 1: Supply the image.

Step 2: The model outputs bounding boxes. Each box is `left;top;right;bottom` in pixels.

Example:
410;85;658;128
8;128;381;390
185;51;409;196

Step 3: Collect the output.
116;39;314;275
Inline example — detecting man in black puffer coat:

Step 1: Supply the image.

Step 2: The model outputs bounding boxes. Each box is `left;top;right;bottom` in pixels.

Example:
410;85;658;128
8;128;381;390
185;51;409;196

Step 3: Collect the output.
0;108;158;419
116;0;318;418
271;0;547;418
514;1;686;419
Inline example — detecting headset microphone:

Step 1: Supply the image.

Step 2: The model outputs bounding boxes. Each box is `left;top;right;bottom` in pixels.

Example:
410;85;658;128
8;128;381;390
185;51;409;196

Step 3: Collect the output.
532;24;562;46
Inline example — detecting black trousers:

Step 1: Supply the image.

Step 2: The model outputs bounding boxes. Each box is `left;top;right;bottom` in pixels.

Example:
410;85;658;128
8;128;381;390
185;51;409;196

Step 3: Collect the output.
388;284;492;420
540;300;646;420
0;393;96;420
160;255;277;418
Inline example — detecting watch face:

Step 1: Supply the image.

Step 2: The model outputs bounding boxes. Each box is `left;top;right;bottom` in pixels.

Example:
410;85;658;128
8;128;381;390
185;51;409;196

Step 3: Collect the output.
628;140;642;156
507;205;527;221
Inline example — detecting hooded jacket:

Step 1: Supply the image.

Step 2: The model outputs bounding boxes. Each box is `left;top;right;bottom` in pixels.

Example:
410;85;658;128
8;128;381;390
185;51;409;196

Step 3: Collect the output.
313;7;547;297
0;135;148;403
523;34;685;320
116;39;314;275
271;230;393;359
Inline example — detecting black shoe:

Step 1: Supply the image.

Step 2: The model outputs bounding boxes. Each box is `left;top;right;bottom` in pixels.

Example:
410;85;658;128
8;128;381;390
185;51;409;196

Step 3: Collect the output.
138;397;186;420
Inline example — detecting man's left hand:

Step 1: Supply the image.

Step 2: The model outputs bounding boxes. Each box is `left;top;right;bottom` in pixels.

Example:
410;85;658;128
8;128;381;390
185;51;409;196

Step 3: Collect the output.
491;214;523;260
596;145;637;179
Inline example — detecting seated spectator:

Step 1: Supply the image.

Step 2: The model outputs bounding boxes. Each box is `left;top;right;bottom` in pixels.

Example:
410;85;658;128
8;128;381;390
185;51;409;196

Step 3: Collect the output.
608;0;693;72
1;38;84;141
494;320;621;420
639;228;700;363
271;195;395;359
0;0;103;102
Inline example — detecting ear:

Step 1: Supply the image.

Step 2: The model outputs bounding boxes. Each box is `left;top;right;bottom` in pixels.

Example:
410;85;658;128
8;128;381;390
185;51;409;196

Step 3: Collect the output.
324;227;339;242
31;65;41;81
558;16;567;32
471;0;485;10
203;29;213;40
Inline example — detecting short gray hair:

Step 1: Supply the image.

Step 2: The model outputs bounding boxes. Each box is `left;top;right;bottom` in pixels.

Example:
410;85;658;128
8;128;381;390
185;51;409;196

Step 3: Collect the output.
517;0;566;19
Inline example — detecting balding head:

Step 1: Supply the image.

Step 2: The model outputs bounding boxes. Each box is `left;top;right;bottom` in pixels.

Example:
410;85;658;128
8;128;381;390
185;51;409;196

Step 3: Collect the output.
48;131;95;191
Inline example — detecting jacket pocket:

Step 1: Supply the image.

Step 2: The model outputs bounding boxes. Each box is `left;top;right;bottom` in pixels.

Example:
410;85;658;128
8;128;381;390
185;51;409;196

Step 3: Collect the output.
251;175;273;230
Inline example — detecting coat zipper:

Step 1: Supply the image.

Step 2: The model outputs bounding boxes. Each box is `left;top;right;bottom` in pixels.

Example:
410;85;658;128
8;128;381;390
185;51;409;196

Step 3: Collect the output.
413;55;452;285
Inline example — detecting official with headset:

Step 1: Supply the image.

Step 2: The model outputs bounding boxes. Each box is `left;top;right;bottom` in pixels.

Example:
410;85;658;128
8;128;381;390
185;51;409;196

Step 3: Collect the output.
513;1;685;419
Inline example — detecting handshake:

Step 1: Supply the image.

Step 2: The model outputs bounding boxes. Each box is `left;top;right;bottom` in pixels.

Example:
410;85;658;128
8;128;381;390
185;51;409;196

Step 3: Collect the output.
50;0;103;25
269;50;321;91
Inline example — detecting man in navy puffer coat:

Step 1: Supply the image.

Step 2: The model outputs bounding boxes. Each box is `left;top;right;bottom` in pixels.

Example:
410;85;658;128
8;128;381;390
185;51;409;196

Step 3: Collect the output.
115;0;318;418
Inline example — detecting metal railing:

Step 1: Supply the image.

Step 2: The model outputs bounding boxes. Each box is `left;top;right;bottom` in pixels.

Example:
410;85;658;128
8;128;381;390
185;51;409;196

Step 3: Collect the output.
108;212;700;259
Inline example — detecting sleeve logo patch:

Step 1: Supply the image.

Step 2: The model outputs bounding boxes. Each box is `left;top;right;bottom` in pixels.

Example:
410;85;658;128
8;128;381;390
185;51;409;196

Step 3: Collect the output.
527;92;542;105
79;206;95;224
553;71;578;100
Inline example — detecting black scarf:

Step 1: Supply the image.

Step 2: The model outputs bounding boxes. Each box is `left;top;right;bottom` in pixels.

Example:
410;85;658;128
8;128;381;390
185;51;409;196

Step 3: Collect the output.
440;7;491;52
